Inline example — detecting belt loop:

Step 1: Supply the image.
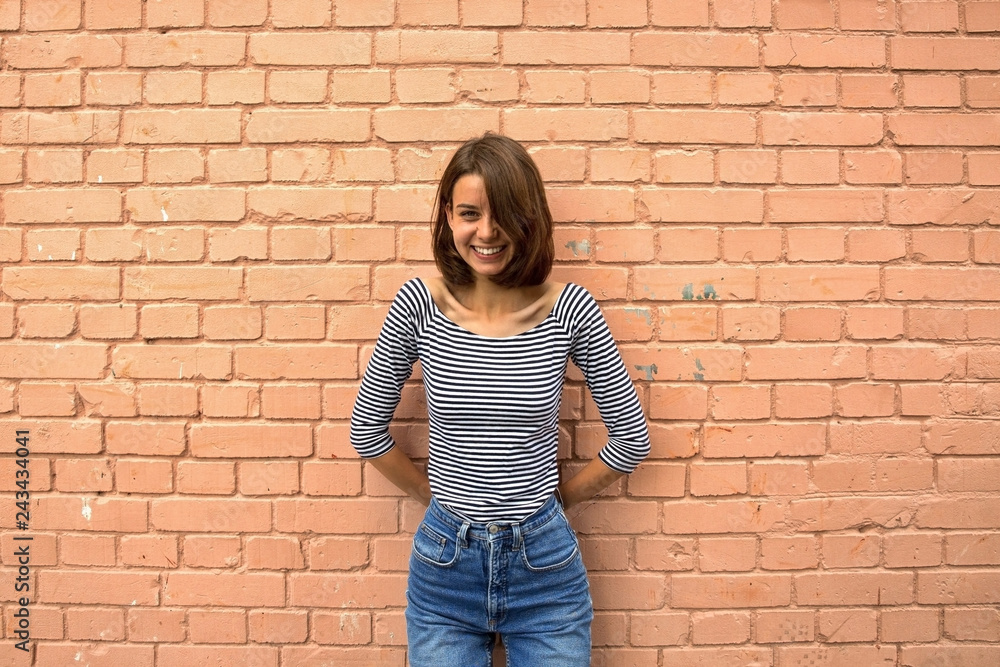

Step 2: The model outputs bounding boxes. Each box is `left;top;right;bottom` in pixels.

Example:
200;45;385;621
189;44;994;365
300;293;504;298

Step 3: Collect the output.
511;523;523;551
458;522;470;549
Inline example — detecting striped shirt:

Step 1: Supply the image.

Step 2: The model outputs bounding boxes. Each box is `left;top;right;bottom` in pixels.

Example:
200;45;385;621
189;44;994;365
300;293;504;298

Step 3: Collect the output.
350;278;651;522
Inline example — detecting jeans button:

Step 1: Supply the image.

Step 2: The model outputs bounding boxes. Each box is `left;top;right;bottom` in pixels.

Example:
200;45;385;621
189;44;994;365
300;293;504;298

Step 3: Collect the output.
488;524;499;534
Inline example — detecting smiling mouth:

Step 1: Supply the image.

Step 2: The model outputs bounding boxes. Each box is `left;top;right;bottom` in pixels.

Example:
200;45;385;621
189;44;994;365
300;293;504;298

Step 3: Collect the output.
472;245;505;256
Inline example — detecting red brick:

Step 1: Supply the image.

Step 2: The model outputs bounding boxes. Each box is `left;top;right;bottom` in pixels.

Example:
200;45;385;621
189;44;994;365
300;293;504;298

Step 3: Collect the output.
138;384;198;417
146;149;204;184
766;34;885;67
146;0;204;28
6;34;121;69
784;226;843;261
718;149;777;183
642;189;763;223
84;71;142;107
159;647;278;667
105;423;184;458
35;645;153;667
590;70;649;104
188;424;311;458
775;0;833;27
944;608;1000;641
188;610;246;644
502;31;627;65
690;463;748;498
152;498;271;533
18;304;77;339
627;462;686;498
636;110;756;144
945;533;1000;566
844;150;903;184
140;305;199;339
722;228;781;263
691;611;751;645
87;0;142;28
656;228;718;263
86;150;143;185
883;533;942;569
179;535;239;569
845;307;904;341
760;535;818;570
314;610;373;644
58;534;114;566
715;0;771;27
39;569;158;604
145;70;202;104
547;186;634;222
249;610;309;643
817;609;878;642
173;462;234;496
797;571;913;606
333;0;392;24
842;1;898;31
722;307;780;341
5;188;121;223
635;33;757;67
275;499;398;534
208;0;267;26
847;228;906;261
711;384;771;420
163;572;285;607
917;570;1000;603
125;33;243;67
270;0;330;27
892;36;1000;70
672;574;791;608
782;149;839;184
651;72;713;105
761;266;879;301
26;149;82;185
116;459;173;494
122;109;240;144
77;382;137;417
110;344;231;381
903;646;1000;667
0;343;107;380
119;534;178;569
703;422;826;458
54;458;112;492
764;112;883;145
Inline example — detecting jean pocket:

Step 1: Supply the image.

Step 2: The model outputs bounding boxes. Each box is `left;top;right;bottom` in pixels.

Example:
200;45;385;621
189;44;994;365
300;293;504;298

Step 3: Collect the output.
412;522;461;567
521;513;580;573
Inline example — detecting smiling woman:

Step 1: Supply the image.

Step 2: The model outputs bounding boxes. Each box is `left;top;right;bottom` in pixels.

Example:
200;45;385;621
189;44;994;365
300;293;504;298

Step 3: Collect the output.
350;133;650;666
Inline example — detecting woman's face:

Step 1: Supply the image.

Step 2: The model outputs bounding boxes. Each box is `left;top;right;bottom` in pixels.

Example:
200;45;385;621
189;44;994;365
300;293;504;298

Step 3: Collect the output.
446;173;512;280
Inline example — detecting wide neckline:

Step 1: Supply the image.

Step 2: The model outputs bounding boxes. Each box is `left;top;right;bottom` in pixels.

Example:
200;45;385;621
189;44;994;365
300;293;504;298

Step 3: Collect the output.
416;278;570;341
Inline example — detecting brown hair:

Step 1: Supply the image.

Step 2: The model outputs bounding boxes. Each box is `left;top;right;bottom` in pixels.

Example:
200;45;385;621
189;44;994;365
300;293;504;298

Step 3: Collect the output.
432;133;554;288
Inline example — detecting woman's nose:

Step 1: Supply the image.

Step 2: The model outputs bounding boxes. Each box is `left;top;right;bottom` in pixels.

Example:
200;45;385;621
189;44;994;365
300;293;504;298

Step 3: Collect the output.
477;217;497;239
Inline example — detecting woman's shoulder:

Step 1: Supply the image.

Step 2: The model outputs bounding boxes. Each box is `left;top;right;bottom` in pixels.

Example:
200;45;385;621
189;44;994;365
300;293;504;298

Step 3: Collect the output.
553;282;601;316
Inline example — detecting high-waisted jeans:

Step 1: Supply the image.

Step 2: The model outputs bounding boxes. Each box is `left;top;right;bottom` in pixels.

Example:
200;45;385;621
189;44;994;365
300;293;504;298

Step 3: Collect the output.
405;495;593;667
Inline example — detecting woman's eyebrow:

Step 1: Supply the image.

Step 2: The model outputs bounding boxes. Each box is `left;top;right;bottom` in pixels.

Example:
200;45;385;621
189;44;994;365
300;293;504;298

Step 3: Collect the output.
454;203;480;210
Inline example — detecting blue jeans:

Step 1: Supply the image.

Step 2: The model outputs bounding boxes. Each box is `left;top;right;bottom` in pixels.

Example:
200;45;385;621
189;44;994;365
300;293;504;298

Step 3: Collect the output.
405;495;593;667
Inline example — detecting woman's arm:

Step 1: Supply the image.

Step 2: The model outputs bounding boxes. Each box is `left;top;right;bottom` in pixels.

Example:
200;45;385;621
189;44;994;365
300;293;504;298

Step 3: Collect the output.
558;457;623;509
367;447;432;507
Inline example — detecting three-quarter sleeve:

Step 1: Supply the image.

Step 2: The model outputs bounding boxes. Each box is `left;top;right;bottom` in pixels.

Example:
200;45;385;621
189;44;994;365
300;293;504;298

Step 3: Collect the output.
349;281;422;459
565;286;651;473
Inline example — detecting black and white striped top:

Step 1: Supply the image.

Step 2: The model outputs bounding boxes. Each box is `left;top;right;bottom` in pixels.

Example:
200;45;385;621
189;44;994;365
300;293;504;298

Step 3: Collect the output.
350;278;651;522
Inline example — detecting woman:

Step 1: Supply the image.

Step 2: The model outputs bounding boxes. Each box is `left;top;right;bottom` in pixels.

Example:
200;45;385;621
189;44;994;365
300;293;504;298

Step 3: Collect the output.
350;133;650;666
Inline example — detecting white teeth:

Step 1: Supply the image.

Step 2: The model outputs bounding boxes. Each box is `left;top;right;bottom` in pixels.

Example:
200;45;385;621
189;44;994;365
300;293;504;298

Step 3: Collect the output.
474;246;503;255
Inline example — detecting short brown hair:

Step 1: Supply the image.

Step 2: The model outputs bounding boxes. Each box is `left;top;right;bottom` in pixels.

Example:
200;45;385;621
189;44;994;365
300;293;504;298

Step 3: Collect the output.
432;133;554;288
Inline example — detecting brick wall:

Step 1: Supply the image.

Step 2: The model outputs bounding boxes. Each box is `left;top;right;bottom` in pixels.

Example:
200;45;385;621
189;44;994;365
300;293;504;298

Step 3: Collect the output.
0;0;998;665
